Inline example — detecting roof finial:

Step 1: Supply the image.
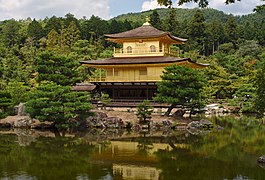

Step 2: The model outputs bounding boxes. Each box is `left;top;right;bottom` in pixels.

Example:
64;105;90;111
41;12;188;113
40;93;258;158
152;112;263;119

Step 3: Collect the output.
143;16;150;26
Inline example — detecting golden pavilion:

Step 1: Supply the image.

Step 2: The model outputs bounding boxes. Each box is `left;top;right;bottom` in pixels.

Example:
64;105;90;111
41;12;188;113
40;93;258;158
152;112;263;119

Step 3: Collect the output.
80;20;207;101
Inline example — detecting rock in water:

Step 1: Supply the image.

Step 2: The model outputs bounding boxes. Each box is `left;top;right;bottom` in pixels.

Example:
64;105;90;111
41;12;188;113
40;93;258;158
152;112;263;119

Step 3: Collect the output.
199;119;213;128
258;155;265;163
187;119;213;130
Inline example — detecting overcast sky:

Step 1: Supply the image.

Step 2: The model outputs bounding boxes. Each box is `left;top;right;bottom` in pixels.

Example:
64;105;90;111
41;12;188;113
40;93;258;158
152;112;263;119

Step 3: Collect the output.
0;0;264;21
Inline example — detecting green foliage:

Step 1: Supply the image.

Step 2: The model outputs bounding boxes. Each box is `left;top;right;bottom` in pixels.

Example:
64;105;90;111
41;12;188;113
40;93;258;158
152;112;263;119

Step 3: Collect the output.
157;0;241;8
62;21;81;51
79;15;109;41
218;43;235;54
205;20;224;54
150;10;161;29
203;63;234;99
255;61;265;114
26;81;92;129
187;10;206;54
163;8;179;34
254;1;265;13
27;19;45;41
229;82;256;113
224;16;238;46
44;16;63;34
46;29;60;50
154;65;205;115
0;90;12;113
0;46;31;84
136;100;154;123
1;20;21;47
71;40;105;60
6;80;29;105
35;51;84;86
100;93;111;110
236;40;262;58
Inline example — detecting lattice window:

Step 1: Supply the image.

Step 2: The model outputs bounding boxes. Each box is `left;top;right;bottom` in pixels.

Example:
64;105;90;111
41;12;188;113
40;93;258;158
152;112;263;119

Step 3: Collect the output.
126;46;132;53
150;45;156;52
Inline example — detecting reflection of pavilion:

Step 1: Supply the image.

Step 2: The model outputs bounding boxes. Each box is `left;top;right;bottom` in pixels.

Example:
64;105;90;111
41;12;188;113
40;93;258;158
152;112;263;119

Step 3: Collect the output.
91;141;189;180
113;164;161;180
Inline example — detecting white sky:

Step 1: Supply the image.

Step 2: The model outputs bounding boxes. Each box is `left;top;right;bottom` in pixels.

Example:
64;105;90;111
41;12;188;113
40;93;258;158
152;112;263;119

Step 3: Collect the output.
0;0;263;21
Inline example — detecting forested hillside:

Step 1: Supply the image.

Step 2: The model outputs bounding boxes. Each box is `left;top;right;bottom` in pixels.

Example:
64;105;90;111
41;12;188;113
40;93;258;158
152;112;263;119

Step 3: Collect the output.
0;8;265;119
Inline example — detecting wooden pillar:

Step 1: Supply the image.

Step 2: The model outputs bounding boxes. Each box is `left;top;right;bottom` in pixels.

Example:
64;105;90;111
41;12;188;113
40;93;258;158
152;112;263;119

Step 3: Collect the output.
99;68;102;81
112;87;115;99
146;83;149;100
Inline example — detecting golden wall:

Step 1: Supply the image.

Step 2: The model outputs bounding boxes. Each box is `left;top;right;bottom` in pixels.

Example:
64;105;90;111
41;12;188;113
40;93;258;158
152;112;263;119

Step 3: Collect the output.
105;66;164;82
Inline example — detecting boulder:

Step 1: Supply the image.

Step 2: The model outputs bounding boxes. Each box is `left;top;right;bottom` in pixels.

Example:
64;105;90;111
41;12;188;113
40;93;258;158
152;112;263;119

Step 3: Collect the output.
85;111;125;129
0;121;11;128
162;119;171;126
14;103;27;116
104;117;124;128
187;121;201;129
13;116;32;128
30;120;54;129
172;109;186;118
0;115;32;128
187;119;213;130
258;156;265;164
199;119;213;128
216;125;224;130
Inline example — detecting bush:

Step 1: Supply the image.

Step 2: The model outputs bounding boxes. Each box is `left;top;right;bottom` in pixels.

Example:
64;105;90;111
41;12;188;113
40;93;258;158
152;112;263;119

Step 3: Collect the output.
136;100;153;124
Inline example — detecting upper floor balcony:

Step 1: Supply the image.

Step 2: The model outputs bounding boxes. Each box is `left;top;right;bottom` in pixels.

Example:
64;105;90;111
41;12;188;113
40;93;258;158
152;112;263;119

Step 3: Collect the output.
113;46;180;58
88;75;162;82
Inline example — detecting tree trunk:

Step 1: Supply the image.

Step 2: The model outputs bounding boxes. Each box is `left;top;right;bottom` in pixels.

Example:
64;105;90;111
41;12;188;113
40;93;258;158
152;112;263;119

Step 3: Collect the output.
52;129;61;137
164;103;176;116
212;42;215;54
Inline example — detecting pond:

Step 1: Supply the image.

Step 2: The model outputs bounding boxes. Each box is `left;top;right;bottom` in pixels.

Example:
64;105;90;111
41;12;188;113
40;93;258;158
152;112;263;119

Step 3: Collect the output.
0;116;265;180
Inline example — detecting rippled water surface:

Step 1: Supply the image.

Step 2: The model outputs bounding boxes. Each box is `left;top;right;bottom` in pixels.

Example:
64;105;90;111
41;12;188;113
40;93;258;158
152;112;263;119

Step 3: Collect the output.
1;116;265;180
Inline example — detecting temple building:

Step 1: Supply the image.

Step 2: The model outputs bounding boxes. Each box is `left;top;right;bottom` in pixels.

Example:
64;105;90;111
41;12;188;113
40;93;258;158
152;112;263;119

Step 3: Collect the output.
80;20;207;101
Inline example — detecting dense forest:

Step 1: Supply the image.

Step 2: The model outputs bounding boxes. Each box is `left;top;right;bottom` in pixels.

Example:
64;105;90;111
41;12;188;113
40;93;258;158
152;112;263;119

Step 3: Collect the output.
0;8;265;121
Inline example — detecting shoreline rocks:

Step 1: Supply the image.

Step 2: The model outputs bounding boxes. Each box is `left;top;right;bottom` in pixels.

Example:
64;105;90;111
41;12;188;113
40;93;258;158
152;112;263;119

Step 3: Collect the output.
258;155;265;164
0;115;53;129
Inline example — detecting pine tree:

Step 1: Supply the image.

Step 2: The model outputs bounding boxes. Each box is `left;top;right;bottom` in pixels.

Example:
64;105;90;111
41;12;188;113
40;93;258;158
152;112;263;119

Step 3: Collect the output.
187;10;206;54
47;29;60;50
26;81;92;129
154;65;205;116
206;20;224;54
150;10;161;29
62;21;81;50
224;15;238;47
255;62;265;115
136;100;153;124
35;51;84;86
44;16;63;34
164;8;178;34
1;20;21;47
27;19;45;40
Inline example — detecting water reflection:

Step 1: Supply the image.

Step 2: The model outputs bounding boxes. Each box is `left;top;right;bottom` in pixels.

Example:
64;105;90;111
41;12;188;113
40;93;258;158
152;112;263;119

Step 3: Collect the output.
0;116;265;179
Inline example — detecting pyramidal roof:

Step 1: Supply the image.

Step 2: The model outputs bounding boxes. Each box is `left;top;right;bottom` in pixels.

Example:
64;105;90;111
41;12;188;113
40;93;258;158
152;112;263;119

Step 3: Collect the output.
105;23;187;42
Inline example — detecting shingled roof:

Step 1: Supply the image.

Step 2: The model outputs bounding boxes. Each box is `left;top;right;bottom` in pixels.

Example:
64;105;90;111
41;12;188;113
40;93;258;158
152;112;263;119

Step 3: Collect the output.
105;24;187;42
80;56;208;67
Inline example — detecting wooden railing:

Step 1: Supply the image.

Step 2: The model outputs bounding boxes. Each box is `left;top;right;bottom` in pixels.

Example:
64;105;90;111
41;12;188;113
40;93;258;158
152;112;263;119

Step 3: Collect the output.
88;75;161;82
113;47;179;57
